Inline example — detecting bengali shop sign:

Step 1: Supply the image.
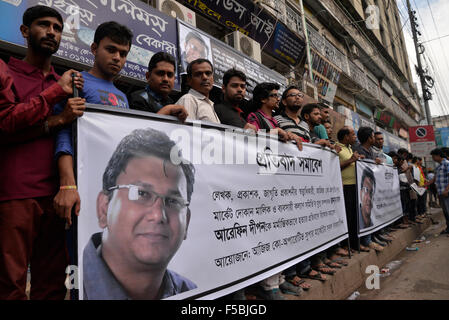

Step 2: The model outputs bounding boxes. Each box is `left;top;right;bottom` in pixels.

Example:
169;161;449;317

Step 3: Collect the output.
77;106;348;299
0;0;179;86
356;161;403;237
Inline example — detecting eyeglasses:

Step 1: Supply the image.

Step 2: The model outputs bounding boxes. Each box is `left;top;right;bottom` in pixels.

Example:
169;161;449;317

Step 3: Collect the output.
187;43;206;56
268;93;281;99
108;184;189;212
286;93;304;98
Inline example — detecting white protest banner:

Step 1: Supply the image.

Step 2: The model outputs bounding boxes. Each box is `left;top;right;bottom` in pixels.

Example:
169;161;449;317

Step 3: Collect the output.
77;106;348;300
356;161;403;237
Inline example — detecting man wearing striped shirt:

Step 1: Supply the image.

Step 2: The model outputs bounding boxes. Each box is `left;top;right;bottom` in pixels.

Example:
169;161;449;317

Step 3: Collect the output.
274;86;310;142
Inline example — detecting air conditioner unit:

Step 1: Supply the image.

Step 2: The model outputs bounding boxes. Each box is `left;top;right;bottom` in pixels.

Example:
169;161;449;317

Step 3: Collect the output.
156;0;196;27
225;31;262;63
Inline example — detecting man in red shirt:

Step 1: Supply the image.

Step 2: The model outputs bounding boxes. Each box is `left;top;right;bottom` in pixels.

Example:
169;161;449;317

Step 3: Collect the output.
0;5;85;299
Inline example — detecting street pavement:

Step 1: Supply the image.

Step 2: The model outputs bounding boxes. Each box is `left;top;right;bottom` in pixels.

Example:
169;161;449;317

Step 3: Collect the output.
357;209;449;300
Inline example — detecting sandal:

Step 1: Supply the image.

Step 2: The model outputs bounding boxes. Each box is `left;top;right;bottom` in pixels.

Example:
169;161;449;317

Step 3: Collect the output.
335;248;350;257
313;263;337;275
286;276;312;291
359;245;370;252
332;259;348;266
299;269;327;282
328;254;349;266
323;258;341;268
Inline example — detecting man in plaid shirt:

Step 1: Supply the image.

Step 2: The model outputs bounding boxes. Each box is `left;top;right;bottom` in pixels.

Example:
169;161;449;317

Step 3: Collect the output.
429;148;449;234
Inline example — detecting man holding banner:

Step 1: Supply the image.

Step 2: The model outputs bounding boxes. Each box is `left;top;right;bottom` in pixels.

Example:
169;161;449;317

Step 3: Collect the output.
0;5;85;300
83;128;197;299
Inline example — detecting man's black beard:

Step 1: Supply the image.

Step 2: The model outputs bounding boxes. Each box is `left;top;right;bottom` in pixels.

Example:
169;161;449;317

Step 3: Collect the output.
29;35;59;56
286;104;301;113
227;97;243;105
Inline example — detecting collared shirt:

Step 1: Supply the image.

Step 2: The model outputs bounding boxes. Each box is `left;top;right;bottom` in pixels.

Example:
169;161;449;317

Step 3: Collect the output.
54;71;129;157
313;124;329;140
0;59;67;133
176;88;220;123
0;57;64;201
274;112;309;142
83;233;197;300
435;159;449;195
129;86;174;113
214;101;247;128
337;142;356;185
247;109;278;130
353;144;375;160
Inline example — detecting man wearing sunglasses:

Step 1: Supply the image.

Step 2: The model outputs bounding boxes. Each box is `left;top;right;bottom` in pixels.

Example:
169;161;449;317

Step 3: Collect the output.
83;128;196;299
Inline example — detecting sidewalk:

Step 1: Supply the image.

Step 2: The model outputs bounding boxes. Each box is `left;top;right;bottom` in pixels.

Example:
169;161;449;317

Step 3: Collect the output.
282;208;445;300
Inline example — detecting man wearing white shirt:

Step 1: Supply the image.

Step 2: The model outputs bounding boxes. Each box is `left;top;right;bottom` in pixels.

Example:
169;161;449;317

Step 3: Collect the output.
176;59;220;123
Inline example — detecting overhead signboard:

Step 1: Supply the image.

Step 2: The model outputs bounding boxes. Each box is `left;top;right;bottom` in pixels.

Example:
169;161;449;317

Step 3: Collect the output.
0;0;179;87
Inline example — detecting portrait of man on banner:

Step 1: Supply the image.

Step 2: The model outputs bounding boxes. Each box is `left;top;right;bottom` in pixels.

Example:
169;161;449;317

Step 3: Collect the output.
359;166;376;230
82;128;197;300
179;23;212;74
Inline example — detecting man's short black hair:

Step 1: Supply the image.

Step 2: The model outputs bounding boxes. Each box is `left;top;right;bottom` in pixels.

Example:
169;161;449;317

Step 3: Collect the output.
317;102;329;110
102;128;195;203
94;21;133;47
337;127;351;142
412;156;418;164
397;148;409;156
388;151;398;158
374;131;383;136
441;147;449;158
186;58;213;78
430;148;445;158
300;103;320;120
361;167;376;194
23;5;63;28
357;126;374;144
148;51;176;73
251;82;280;110
223;68;246;87
281;85;301;100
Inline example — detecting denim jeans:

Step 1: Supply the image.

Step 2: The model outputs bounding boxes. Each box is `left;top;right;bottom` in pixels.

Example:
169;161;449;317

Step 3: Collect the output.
360;234;372;247
438;195;449;231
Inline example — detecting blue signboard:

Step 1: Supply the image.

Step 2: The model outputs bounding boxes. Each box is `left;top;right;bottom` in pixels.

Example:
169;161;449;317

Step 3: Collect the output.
436;127;449;147
0;0;179;87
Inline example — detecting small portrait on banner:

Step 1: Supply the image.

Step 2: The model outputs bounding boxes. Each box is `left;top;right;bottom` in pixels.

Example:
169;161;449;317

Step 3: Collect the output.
359;166;376;230
179;23;212;74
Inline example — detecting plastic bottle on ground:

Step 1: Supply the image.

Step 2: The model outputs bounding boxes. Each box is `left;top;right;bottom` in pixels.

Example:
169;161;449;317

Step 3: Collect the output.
347;291;360;300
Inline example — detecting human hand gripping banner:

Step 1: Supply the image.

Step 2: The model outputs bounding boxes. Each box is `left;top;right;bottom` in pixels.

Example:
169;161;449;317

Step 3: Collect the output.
77;106;348;300
356;161;403;237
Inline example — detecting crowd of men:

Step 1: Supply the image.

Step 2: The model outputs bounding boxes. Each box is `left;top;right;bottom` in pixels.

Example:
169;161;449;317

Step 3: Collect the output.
1;6;448;300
